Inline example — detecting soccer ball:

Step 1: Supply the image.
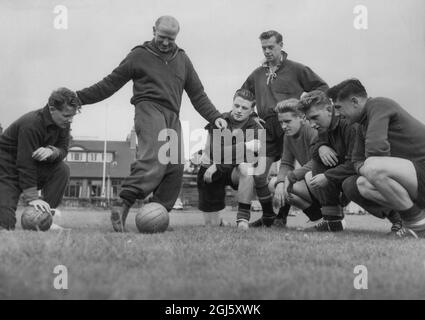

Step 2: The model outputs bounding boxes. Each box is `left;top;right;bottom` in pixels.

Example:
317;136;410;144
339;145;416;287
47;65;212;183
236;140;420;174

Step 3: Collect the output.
21;207;53;231
135;202;169;234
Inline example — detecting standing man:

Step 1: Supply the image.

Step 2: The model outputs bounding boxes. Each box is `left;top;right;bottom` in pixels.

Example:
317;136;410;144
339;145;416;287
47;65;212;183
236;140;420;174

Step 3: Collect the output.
0;88;79;230
241;30;328;227
75;16;227;232
329;79;425;238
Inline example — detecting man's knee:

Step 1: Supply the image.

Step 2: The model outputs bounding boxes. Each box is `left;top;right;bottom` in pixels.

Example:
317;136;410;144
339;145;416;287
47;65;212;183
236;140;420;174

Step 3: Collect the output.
362;157;388;181
342;175;360;201
57;162;70;180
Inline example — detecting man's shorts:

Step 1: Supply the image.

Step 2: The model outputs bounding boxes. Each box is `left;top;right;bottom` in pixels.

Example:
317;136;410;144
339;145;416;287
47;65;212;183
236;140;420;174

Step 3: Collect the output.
264;114;284;160
414;160;425;208
197;166;238;212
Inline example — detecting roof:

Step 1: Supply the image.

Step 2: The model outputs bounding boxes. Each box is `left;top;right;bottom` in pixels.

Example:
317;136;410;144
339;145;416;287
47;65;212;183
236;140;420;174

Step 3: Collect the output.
66;140;136;178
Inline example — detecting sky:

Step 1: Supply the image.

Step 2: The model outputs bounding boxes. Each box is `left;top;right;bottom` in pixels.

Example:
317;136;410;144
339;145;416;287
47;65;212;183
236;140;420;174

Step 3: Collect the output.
0;0;424;157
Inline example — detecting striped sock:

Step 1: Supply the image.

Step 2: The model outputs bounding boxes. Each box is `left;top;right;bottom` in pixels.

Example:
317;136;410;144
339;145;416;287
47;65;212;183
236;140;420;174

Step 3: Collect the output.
322;205;344;221
400;205;425;232
237;203;251;222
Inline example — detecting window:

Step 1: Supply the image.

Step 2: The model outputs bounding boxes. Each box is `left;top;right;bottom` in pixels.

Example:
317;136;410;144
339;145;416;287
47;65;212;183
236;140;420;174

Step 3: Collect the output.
66;152;87;162
89;180;102;197
87;152;113;163
110;179;122;199
64;180;82;198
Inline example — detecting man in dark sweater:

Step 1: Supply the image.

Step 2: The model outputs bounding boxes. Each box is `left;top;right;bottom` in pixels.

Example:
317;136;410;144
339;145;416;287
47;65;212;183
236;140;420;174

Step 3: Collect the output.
329;79;425;238
75;16;226;232
0;88;79;230
197;89;264;230
299;90;402;232
241;30;328;227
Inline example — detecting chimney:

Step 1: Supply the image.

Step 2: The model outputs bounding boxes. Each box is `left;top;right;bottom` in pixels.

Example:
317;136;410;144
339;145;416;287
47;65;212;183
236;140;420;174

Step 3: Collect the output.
0;123;3;135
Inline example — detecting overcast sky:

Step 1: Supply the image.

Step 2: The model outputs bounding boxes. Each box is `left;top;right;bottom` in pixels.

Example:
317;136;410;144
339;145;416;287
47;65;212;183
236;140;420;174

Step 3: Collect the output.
1;0;424;156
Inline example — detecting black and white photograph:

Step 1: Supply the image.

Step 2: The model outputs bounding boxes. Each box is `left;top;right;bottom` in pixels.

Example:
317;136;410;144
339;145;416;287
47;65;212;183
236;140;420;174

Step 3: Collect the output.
0;0;424;304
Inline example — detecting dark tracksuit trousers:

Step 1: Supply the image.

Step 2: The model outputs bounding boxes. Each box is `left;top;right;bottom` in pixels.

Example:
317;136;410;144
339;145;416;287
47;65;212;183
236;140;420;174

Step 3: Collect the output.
310;160;345;219
0;151;69;230
120;102;184;212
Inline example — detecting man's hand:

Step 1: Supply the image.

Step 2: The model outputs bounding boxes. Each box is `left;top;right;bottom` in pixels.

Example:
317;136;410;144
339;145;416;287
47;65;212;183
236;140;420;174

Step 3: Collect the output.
214;118;227;130
273;182;286;208
309;173;329;189
203;164;217;183
32;147;54;161
318;145;338;167
245;139;261;153
28;199;51;213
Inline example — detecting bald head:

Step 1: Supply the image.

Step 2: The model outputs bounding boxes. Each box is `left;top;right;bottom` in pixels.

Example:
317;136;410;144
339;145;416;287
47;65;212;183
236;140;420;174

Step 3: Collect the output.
153;16;180;53
155;16;180;32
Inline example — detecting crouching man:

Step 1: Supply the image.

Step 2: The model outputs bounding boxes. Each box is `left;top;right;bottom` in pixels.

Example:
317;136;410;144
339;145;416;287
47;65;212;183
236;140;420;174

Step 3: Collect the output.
272;99;325;229
0;88;80;230
329;79;425;238
197;89;265;230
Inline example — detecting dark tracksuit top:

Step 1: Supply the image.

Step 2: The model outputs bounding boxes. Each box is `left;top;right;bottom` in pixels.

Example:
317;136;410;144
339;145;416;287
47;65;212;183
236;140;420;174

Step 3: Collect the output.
241;51;329;120
200;112;263;172
76;40;222;210
76;40;222;123
310;112;358;207
241;51;328;160
352;97;425;171
0;106;70;229
312;112;358;186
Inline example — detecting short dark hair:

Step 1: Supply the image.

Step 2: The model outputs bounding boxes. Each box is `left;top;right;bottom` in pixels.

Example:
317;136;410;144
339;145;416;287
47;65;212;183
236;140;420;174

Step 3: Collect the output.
233;89;256;107
327;79;368;102
259;30;283;44
275;98;302;116
299;90;331;113
48;88;81;111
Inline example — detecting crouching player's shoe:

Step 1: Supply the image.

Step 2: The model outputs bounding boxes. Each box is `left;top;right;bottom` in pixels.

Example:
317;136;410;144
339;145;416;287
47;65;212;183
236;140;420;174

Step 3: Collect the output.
249;217;264;228
111;202;130;232
305;218;346;232
237;219;249;231
273;217;287;228
391;227;418;239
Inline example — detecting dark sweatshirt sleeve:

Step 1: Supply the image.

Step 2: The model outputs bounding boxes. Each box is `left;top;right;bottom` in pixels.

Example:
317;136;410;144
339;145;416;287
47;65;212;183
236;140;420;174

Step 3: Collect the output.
364;102;394;157
311;129;330;162
324;124;357;184
241;72;255;95
297;65;329;93
351;126;366;174
17;125;42;201
76;51;134;105
47;127;70;162
184;55;222;124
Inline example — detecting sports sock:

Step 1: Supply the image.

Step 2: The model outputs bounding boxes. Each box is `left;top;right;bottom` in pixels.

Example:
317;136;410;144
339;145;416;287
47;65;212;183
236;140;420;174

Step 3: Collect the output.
400;204;425;232
386;210;402;224
322;205;344;221
119;189;137;207
303;202;322;222
276;204;290;220
237;203;251;222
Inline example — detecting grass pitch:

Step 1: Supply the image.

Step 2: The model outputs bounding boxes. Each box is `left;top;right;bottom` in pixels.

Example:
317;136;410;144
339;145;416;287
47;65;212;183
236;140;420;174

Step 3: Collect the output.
1;207;425;300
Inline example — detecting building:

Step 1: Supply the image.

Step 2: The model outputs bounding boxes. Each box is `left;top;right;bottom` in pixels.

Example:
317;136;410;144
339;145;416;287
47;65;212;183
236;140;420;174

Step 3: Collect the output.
64;129;137;201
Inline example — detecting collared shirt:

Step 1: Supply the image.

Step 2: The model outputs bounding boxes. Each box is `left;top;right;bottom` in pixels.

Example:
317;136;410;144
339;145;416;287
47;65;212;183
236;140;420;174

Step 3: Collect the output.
0;105;70;191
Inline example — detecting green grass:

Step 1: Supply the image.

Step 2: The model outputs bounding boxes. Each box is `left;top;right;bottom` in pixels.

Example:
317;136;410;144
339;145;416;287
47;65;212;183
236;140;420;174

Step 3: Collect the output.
1;207;425;299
